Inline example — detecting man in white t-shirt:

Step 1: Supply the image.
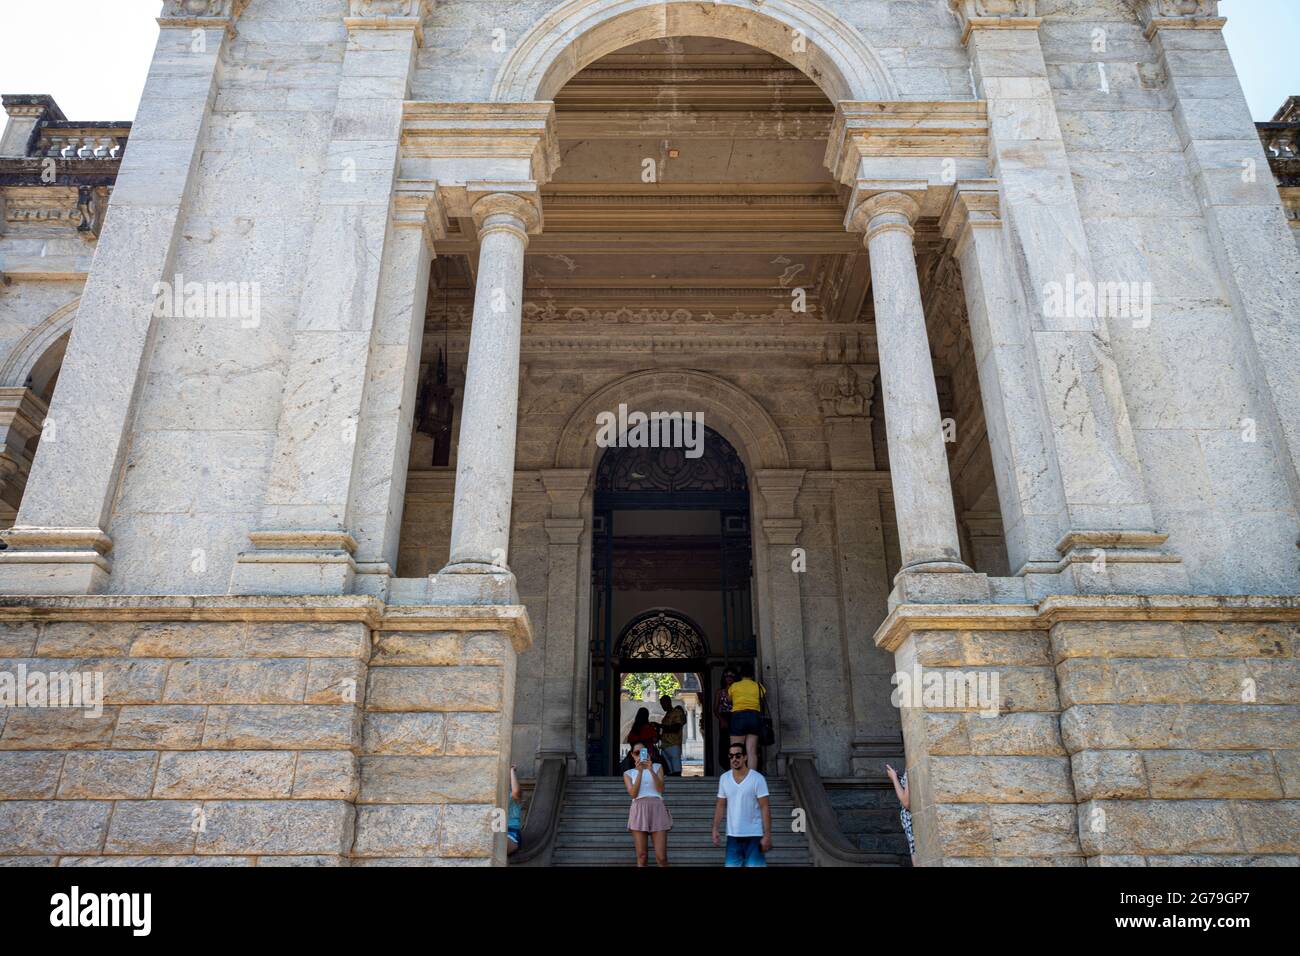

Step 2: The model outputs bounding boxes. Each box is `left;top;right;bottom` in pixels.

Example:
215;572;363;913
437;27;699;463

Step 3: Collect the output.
711;742;772;867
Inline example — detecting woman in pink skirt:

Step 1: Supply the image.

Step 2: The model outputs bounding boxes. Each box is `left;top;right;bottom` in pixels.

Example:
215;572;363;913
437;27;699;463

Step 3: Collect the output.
623;743;672;866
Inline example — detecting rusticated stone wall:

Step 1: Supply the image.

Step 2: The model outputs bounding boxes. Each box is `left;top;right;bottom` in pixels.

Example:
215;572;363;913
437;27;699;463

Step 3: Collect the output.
893;627;1082;866
0;604;526;866
882;604;1300;866
1056;620;1300;865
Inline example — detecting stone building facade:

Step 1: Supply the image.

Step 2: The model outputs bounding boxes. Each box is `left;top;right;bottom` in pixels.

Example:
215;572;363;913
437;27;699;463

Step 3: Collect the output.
0;0;1297;866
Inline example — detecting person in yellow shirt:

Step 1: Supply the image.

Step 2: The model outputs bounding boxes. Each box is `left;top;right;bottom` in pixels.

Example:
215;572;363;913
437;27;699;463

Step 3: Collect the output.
727;662;765;770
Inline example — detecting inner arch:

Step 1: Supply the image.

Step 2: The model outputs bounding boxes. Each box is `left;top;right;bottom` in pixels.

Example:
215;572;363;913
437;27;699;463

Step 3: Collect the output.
490;0;896;103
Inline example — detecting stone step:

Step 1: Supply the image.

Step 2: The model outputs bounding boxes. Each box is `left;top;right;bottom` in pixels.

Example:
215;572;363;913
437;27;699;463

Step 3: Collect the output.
554;833;808;848
549;849;811;866
546;773;812;866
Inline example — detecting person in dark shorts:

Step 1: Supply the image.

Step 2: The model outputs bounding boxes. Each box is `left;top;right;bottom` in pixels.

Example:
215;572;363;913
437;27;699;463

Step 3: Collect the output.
727;662;766;770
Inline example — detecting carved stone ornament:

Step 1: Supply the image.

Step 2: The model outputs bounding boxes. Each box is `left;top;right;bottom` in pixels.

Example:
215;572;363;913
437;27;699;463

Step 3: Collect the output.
1128;0;1223;35
948;0;1038;24
160;0;250;19
947;0;1040;44
348;0;433;17
818;365;870;417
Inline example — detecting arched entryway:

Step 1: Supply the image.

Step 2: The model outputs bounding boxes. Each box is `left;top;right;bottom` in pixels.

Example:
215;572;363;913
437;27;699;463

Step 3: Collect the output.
587;426;756;775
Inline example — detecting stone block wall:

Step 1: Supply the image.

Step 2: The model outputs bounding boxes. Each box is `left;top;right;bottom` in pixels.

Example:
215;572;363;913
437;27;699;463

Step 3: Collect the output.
1055;620;1300;865
0;608;524;866
355;629;517;865
895;627;1083;866
886;609;1300;866
0;618;365;865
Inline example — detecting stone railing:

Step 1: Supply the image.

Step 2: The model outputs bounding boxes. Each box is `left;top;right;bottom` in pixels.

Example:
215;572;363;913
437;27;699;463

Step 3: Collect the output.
33;124;128;161
1258;121;1299;187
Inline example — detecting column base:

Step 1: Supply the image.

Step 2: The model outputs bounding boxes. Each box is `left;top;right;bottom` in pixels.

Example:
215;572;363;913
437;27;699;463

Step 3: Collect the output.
1053;530;1189;596
428;567;520;606
889;569;990;609
0;527;112;595
228;531;357;595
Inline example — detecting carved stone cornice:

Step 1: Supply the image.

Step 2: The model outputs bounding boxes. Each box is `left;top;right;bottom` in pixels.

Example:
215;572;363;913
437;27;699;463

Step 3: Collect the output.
948;0;1041;45
159;0;249;30
825;101;989;185
938;179;1001;258
348;0;433;16
1127;1;1224;40
401;103;560;216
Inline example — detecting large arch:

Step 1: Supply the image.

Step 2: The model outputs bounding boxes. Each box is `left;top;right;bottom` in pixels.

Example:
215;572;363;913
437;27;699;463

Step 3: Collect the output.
490;0;897;103
0;297;77;393
554;368;790;473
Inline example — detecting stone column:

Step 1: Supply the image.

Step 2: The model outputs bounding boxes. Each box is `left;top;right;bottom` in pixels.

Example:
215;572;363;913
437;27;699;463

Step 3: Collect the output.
753;470;814;765
539;468;589;768
0;1;245;593
231;3;430;595
949;0;1182;592
440;191;539;583
849;192;972;584
0;388;49;528
940;182;1067;580
1132;0;1300;507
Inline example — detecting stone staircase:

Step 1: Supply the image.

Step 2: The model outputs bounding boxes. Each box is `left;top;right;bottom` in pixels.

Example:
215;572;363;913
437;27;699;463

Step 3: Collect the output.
549;775;812;867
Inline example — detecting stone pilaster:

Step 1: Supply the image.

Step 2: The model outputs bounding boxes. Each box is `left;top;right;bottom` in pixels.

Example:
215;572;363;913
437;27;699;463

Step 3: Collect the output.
951;1;1185;594
1131;0;1300;511
346;183;444;597
753;469;814;765
941;182;1066;580
538;468;590;769
231;10;429;596
0;95;64;159
440;190;541;589
0;3;244;594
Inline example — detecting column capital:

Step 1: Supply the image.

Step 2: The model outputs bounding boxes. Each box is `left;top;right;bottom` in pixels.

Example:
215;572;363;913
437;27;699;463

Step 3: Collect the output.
392;179;448;246
848;190;921;242
947;0;1041;46
159;0;249;30
1127;1;1224;40
469;186;543;239
753;469;806;518
540;469;590;519
345;0;434;44
939;179;1002;257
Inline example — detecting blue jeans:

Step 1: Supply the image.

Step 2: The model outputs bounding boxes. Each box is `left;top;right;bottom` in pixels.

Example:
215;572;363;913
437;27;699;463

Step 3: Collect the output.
725;835;767;867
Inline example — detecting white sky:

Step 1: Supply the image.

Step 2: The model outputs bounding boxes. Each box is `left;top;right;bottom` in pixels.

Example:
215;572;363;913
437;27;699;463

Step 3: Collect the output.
0;0;1296;134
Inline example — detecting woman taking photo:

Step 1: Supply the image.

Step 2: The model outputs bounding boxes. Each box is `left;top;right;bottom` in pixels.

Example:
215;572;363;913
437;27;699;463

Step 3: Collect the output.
624;739;672;866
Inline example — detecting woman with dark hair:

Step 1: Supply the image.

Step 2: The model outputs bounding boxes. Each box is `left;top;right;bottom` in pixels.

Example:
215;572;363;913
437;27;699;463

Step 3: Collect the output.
622;706;661;771
624;736;671;866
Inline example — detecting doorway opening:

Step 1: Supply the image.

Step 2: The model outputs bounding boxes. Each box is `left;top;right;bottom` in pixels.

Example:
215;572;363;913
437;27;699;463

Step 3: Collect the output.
587;426;756;776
